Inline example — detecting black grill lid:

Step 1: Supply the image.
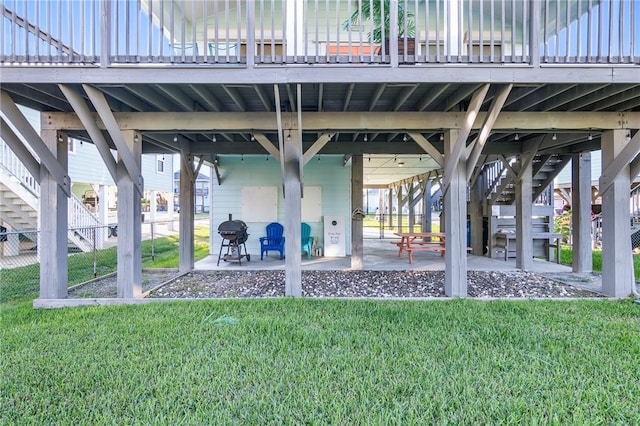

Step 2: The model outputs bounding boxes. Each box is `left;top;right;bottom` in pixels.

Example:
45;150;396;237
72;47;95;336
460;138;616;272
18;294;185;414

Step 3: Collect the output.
218;220;248;234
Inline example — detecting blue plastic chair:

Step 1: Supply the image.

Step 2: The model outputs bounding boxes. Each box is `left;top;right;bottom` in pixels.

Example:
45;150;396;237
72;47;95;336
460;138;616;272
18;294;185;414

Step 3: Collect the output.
301;222;314;260
259;222;285;260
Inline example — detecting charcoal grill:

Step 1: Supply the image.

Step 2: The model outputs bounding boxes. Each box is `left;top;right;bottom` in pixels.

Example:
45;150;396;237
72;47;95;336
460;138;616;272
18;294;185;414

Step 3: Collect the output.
217;217;250;266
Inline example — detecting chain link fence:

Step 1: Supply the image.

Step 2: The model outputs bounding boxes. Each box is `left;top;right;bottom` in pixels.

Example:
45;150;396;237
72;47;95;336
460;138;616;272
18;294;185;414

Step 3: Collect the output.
0;219;209;302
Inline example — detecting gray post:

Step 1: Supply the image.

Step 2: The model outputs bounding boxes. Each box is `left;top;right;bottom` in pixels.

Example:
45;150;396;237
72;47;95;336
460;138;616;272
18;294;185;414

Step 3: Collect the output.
387;188;394;230
423;180;432;233
396;185;403;231
284;132;302;297
601;130;633;297
572;152;592;272
116;130;142;298
515;156;533;270
469;176;484;255
351;154;364;269
408;182;416;232
179;148;195;273
39;130;68;299
444;130;467;297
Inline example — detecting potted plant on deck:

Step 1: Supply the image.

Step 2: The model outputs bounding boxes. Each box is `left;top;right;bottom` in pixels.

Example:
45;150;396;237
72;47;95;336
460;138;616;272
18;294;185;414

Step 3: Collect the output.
343;0;416;56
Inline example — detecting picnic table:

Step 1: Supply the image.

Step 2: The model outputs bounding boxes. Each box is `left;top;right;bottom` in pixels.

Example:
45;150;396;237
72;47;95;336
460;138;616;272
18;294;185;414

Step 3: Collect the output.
392;232;446;264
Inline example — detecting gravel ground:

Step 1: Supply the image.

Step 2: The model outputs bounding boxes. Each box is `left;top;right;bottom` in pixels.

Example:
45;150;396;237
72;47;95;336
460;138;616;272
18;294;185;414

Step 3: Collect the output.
144;270;603;299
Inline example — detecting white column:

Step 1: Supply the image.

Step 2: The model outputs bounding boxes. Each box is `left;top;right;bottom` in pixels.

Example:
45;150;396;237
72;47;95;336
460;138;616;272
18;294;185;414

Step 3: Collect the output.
284;132;302;296
351;154;363;270
179;151;195;273
444;129;467;297
572;152;592;273
98;185;108;248
116;130;142;298
2;224;19;256
39;130;68;299
601;130;633;297
149;189;157;222
515;156;533;270
208;165;215;255
285;0;305;57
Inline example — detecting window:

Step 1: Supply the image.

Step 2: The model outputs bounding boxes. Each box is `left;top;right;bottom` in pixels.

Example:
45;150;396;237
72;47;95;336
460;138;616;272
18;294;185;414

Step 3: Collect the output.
156;155;165;174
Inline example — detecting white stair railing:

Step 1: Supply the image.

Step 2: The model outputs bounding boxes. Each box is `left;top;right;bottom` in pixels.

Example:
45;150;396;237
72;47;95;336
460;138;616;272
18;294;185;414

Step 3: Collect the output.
1;139;105;252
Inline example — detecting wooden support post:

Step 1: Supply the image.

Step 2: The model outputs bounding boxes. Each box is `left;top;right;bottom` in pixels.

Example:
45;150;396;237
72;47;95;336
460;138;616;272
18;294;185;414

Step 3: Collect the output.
423;180;432;234
116;130;142;298
179;144;195;273
38;130;68;300
515;155;533;270
396;185;403;231
469;176;484;256
572;152;592;273
444;129;467;297
408;182;416;232
351;155;364;270
284;132;303;297
601;130;634;297
387;187;394;230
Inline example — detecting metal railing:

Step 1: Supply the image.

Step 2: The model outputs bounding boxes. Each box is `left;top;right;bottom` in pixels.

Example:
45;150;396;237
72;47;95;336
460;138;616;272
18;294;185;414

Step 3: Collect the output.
1;0;638;67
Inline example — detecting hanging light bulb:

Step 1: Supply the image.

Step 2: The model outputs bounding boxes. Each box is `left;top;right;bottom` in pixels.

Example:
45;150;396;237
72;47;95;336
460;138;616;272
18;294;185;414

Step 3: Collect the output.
403;134;408;142
241;155;244;163
552;133;557;141
419;155;422;161
212;134;217;142
317;155;321;162
626;131;632;141
368;155;371;162
514;133;520;141
173;135;178;142
266;156;269;161
251;133;255;141
394;155;397;162
440;133;444;141
364;134;368;142
588;133;593;141
286;132;291;141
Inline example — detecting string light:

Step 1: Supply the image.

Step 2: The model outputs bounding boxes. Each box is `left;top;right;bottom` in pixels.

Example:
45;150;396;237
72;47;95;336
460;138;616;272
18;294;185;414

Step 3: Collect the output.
364;134;368;142
514;133;519;141
173;135;178;142
588;133;593;140
403;134;408;142
552;133;557;141
286;132;291;141
440;133;444;141
212;134;217;142
251;133;255;141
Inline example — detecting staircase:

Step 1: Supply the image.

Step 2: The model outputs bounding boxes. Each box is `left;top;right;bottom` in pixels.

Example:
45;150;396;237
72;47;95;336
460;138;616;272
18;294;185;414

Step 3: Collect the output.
0;140;101;252
481;154;571;206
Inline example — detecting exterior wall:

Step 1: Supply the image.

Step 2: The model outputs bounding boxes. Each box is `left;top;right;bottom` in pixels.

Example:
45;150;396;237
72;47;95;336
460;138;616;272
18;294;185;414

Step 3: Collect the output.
141;154;174;193
210;154;351;257
555;150;603;188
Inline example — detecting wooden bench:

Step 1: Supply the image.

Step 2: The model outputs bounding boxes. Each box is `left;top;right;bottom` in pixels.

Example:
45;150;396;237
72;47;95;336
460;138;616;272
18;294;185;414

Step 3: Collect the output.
494;232;561;263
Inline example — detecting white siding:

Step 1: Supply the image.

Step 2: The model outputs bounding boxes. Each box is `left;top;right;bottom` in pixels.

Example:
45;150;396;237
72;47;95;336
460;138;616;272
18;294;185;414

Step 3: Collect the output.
210;154;351;256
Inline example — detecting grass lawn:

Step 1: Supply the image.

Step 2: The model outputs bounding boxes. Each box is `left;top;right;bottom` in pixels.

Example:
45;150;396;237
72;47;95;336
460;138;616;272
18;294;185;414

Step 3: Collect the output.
558;247;640;280
2;298;639;424
0;226;211;305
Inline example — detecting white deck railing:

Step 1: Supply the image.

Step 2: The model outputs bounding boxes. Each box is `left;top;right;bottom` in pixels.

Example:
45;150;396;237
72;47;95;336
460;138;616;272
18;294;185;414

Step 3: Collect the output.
1;0;638;67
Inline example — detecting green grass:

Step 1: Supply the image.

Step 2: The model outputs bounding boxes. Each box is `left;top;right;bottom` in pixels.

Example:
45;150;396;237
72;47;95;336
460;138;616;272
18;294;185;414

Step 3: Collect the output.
1;298;639;424
0;226;210;304
558;247;640;279
363;214;441;233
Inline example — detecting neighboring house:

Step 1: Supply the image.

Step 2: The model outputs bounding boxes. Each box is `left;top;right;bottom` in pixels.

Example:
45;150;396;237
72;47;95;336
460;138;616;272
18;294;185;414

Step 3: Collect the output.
0;106;175;253
173;170;210;214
